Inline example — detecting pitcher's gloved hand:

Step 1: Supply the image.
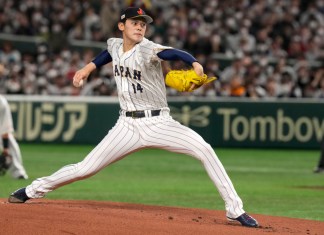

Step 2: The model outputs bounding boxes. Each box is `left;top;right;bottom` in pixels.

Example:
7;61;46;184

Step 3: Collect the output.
165;69;217;92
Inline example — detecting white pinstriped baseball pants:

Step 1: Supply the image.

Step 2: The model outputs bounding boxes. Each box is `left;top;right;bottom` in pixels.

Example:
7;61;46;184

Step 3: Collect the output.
26;108;244;218
2;134;28;179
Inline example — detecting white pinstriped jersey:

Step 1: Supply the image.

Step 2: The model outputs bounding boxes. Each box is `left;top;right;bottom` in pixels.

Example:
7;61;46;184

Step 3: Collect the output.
24;38;246;219
107;37;170;111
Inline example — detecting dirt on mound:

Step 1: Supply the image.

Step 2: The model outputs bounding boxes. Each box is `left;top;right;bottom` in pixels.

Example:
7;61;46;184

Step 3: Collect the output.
1;199;323;235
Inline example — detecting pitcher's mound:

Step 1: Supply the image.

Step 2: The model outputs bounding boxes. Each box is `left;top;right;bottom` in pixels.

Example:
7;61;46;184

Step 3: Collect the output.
1;199;323;235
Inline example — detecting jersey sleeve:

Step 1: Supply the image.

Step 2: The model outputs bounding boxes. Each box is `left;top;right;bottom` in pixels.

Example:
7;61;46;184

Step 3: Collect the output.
107;38;123;55
156;49;197;66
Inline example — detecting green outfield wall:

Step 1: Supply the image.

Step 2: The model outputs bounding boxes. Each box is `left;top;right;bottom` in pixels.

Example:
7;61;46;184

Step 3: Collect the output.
5;96;324;149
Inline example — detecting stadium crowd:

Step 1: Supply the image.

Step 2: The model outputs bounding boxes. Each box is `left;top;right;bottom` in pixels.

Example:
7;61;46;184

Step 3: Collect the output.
0;0;323;98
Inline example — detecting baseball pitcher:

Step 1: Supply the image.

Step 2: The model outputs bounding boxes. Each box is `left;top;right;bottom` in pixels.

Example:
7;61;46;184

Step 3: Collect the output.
8;7;258;227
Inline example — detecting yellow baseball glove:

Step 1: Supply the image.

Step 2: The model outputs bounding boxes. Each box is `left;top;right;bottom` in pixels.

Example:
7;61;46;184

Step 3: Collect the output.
165;69;217;92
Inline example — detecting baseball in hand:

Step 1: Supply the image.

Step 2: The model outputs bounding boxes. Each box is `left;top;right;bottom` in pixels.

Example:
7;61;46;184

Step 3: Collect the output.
74;79;84;87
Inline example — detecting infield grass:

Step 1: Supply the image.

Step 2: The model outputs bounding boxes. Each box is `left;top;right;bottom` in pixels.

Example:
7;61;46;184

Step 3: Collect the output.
1;144;324;221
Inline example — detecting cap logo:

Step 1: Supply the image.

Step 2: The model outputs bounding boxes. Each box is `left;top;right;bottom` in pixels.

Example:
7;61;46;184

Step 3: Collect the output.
137;8;144;15
120;7;152;23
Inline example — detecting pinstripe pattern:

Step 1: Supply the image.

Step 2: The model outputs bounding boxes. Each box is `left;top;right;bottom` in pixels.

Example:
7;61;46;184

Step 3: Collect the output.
135;112;244;218
25;37;245;218
108;38;169;111
26;110;244;218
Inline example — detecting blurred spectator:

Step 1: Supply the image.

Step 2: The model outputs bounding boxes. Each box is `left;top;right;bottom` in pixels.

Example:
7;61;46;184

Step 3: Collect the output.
80;76;115;96
270;57;297;83
0;42;21;65
269;36;288;58
277;72;302;98
245;80;266;99
0;64;8;94
305;36;324;61
83;6;101;41
219;81;231;97
311;68;324;98
287;36;306;59
47;73;71;96
0;0;322;99
5;72;23;94
100;0;121;37
221;55;246;83
229;75;246;97
264;77;279;98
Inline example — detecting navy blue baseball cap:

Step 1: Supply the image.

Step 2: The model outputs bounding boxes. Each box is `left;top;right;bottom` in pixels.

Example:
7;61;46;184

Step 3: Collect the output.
120;7;153;24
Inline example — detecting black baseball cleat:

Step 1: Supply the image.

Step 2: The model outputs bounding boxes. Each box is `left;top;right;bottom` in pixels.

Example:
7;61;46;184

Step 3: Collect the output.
8;187;30;203
227;213;259;227
17;175;28;180
313;167;324;173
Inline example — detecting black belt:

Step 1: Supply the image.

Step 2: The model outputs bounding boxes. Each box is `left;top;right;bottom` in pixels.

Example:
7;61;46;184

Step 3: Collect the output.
125;109;161;118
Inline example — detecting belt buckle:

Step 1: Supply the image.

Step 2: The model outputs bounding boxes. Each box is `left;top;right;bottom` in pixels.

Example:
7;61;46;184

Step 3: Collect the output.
132;111;136;119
